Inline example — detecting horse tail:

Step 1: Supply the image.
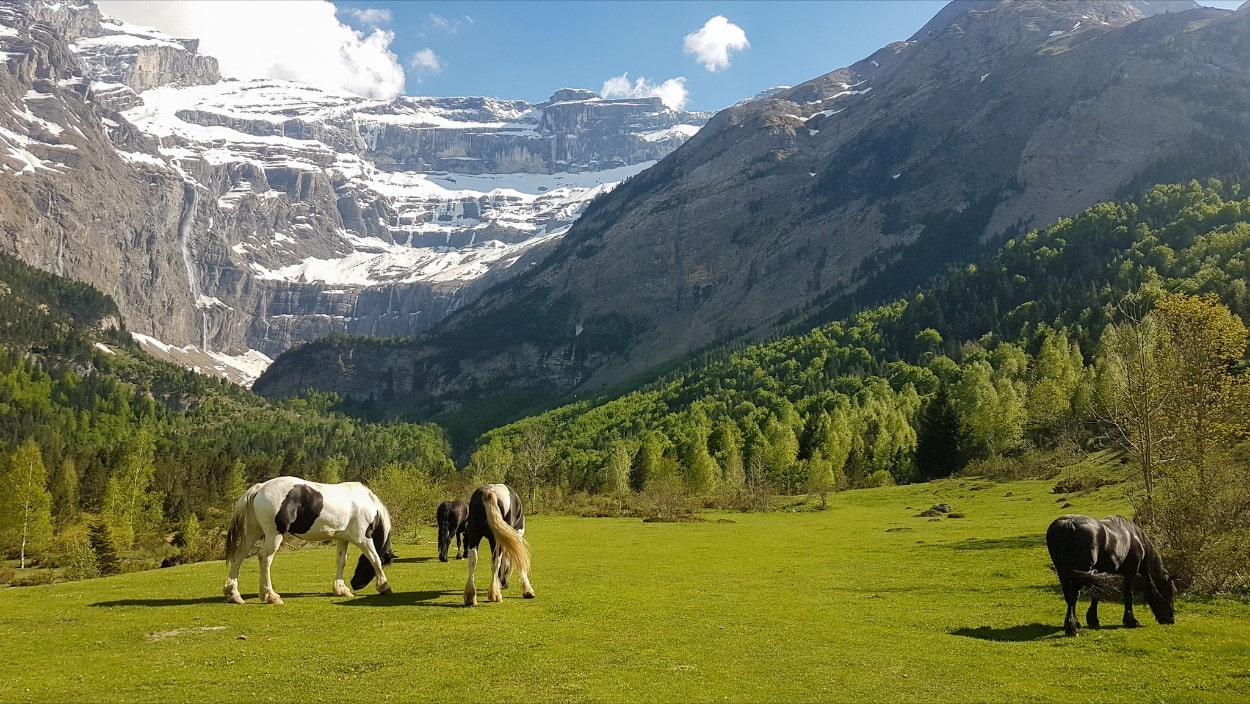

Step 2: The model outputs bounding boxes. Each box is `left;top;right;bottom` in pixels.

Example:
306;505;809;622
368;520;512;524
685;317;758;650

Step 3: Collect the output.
1064;569;1123;599
225;483;262;563
483;487;530;577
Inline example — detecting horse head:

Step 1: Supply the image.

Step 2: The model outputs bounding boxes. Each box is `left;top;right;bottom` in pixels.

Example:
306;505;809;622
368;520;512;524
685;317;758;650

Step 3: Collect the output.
350;502;396;591
1145;571;1177;625
1142;541;1177;625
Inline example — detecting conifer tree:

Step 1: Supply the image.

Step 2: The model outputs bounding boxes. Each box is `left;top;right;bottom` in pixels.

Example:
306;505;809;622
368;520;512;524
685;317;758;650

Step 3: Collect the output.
88;521;120;575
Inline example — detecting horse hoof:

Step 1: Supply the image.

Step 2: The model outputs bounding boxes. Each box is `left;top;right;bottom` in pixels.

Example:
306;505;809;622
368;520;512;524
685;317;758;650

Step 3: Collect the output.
1124;618;1140;628
523;591;535;599
1088;619;1100;629
264;595;284;605
378;583;392;595
226;594;245;605
464;594;477;607
439;555;449;563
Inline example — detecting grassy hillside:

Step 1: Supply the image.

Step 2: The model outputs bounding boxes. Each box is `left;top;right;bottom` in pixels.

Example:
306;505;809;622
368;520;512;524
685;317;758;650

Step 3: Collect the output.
1;479;1247;703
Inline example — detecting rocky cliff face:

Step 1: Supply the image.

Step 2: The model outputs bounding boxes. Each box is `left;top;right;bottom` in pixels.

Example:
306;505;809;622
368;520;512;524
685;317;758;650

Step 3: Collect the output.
0;0;708;384
253;0;1250;413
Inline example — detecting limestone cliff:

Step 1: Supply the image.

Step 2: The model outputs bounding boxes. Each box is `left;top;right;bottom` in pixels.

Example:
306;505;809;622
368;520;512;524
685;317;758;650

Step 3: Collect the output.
254;0;1250;414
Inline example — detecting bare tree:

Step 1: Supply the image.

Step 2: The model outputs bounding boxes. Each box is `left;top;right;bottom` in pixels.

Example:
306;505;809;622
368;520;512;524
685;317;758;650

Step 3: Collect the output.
514;422;555;509
1095;297;1171;507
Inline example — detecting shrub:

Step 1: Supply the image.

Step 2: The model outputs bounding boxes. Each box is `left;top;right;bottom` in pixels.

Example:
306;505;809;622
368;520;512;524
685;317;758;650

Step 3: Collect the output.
8;569;55;587
862;470;895;488
640;475;691;521
370;464;443;541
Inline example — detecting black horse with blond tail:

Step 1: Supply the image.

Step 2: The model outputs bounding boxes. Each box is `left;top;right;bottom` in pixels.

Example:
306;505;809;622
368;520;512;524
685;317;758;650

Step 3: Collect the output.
463;483;534;606
1046;514;1176;636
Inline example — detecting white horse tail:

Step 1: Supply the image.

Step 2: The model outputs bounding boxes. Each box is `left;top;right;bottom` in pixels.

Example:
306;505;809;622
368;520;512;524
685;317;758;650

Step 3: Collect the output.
483;487;530;577
224;483;262;563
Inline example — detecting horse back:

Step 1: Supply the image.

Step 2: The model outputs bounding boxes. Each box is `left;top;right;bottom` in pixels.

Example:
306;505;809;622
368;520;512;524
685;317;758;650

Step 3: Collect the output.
466;484;525;542
438;499;469;527
253;476;379;540
1047;514;1143;574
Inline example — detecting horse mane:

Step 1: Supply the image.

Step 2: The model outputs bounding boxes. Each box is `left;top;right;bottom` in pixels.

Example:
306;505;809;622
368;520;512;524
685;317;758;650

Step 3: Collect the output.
368;489;395;564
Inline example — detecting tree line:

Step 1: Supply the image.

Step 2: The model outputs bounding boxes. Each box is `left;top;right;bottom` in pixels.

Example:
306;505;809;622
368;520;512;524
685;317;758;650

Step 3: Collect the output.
466;181;1250;592
0;251;453;581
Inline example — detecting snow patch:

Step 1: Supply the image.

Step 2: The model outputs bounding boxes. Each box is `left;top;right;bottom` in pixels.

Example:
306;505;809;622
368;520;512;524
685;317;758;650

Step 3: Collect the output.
131;332;273;388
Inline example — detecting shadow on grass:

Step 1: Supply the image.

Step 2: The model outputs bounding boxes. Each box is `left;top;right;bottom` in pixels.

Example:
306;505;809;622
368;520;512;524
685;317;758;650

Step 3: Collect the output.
91;592;326;607
335;589;464;607
951;623;1066;641
393;556;436;564
937;535;1045;551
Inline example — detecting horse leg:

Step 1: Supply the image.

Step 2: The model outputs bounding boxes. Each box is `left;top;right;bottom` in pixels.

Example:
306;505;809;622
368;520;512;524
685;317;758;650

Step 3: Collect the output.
333;541;355;597
489;544;504;603
456;530;465;559
223;523;261;604
1121;572;1140;628
499;553;511;591
464;546;479;606
1061;578;1081;636
258;533;284;605
520;567;535;599
1086;596;1100;629
513;526;533;598
357;540;392;595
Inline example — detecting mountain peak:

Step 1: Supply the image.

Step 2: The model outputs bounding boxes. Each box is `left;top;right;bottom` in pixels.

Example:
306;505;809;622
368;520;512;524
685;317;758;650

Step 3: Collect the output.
546;88;599;104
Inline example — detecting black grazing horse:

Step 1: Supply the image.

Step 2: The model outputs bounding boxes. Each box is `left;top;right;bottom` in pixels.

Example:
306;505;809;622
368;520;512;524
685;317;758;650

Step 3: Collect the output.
1046;515;1175;636
436;499;469;562
463;483;534;606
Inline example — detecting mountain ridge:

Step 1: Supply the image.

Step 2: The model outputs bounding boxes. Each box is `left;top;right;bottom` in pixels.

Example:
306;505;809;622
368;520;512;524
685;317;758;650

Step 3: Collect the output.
0;0;708;385
253;0;1250;422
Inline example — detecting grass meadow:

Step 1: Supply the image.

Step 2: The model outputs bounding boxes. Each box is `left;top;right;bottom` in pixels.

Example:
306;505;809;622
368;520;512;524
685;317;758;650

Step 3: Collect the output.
1;478;1247;703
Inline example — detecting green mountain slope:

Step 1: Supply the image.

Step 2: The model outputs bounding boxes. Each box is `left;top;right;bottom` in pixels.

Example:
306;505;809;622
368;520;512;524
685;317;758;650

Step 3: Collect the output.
466;181;1250;493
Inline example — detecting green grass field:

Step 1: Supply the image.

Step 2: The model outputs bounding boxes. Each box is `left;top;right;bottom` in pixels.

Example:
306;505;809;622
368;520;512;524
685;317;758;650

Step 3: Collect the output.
1;479;1247;703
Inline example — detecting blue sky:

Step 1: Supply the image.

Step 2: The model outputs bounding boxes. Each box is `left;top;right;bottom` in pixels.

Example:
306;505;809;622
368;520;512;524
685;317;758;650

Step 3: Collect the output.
98;0;1247;112
334;1;947;111
332;0;1245;111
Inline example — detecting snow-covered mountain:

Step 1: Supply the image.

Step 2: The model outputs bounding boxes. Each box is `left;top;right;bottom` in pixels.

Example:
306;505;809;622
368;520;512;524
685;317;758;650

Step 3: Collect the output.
0;0;708;384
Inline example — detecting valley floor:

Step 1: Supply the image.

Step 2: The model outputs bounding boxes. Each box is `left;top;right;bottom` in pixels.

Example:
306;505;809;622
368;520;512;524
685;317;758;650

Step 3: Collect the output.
0;479;1247;703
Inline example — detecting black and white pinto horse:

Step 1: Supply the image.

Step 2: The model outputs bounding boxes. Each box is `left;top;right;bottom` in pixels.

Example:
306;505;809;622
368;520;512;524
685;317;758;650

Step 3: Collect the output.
463;483;535;606
223;477;396;604
437;499;469;562
1046;514;1175;636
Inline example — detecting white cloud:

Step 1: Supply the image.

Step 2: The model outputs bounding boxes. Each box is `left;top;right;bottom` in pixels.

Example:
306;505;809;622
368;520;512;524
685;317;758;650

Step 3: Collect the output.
421;13;473;37
600;73;688;111
409;48;443;78
683;16;749;72
343;7;392;28
95;1;406;99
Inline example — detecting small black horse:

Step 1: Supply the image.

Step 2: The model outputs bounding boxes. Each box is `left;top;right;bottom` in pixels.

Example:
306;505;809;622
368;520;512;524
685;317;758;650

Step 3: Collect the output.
463;483;534;606
1046;514;1175;636
436;499;469;562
